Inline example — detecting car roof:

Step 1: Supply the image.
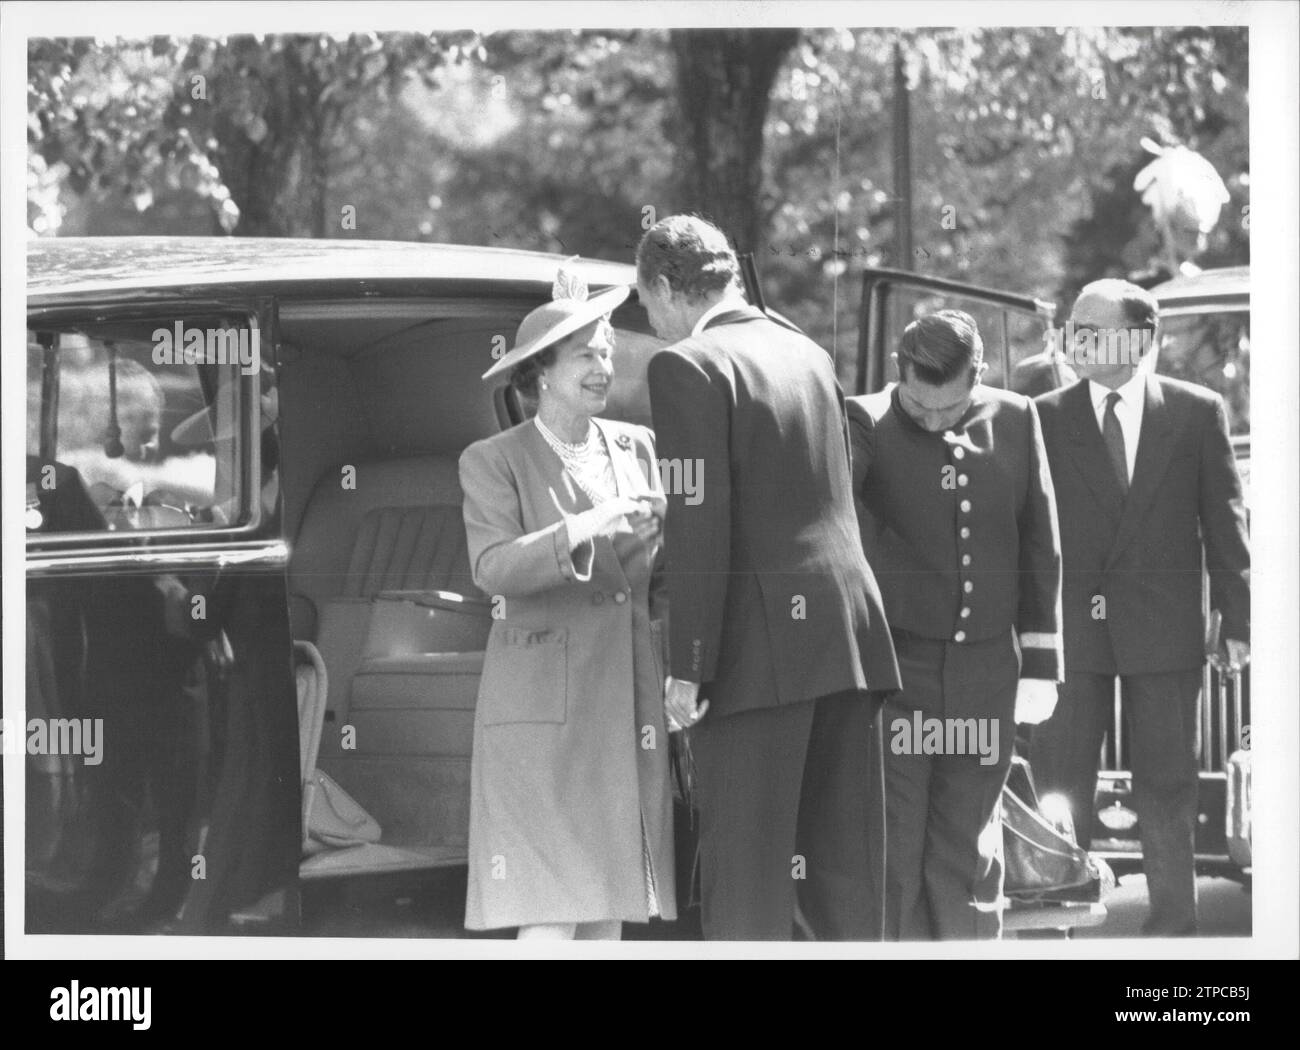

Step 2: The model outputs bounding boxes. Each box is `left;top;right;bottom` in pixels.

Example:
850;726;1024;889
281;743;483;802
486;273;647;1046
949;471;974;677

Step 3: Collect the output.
1150;265;1249;307
27;237;637;303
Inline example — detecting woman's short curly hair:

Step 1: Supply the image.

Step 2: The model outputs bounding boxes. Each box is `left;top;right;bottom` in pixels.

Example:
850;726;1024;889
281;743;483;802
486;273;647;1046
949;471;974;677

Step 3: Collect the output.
509;345;558;400
635;214;740;302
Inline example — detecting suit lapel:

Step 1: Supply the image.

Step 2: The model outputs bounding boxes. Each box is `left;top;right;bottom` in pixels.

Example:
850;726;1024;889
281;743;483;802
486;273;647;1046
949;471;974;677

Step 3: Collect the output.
1105;375;1177;568
592;417;639;498
1060;380;1126;518
590;418;648;582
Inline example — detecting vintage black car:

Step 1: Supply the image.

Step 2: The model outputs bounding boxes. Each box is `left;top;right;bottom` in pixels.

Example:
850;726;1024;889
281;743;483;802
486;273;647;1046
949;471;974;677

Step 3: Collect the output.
25;237;666;936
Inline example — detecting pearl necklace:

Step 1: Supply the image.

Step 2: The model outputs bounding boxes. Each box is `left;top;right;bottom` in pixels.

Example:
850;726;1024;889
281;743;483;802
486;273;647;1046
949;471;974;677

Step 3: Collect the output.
535;414;595;455
535;415;616;505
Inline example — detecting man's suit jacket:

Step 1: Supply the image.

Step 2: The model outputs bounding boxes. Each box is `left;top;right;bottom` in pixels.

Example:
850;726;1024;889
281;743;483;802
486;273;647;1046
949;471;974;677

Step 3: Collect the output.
1035;375;1249;675
647;306;900;719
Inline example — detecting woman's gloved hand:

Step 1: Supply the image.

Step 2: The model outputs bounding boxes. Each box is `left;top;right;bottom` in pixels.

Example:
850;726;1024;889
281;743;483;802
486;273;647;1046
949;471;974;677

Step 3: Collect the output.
550;491;644;550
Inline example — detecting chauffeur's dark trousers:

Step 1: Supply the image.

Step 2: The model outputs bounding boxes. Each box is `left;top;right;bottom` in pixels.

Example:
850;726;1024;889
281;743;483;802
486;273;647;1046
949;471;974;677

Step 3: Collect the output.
691;689;879;940
869;631;1017;941
1032;670;1202;936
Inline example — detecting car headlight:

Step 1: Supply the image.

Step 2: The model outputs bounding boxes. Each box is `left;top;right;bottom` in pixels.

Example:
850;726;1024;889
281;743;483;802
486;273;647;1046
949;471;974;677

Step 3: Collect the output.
1038;792;1078;841
1097;801;1139;832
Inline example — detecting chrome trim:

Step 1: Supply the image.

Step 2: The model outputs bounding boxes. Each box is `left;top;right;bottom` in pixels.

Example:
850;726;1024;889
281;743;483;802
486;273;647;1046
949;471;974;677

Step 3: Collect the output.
1200;549;1214;770
1225;750;1252;868
1199;662;1214;770
1217;673;1230;773
278;297;540;324
1093;847;1233;864
1155;300;1249;317
1112;677;1123;768
26;539;289;576
1233;672;1245;751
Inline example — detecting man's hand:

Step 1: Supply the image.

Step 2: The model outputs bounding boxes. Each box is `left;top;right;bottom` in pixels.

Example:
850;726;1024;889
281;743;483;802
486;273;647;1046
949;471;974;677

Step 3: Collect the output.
1015;678;1059;726
665;676;709;732
154;573;193;639
1224;638;1250;673
626;497;664;546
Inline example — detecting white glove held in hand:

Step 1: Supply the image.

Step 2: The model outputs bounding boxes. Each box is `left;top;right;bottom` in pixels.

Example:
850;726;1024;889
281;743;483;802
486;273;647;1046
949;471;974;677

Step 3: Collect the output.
1014;678;1059;726
553;492;643;550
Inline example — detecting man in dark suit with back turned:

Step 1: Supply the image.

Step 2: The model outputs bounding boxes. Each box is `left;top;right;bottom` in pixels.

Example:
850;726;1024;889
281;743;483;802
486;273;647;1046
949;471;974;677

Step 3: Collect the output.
638;215;901;940
1031;279;1250;936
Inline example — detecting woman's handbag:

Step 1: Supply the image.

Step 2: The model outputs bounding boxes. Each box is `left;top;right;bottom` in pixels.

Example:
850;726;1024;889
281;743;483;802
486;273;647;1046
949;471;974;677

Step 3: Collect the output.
302;769;383;855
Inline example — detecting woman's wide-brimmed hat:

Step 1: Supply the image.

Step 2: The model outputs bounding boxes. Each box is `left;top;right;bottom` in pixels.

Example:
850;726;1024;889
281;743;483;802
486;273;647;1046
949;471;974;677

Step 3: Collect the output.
481;269;630;381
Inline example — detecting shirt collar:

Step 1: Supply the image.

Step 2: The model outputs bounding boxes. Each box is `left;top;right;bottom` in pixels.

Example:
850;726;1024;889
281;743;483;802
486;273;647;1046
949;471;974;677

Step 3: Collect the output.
691;295;749;337
1090;370;1147;411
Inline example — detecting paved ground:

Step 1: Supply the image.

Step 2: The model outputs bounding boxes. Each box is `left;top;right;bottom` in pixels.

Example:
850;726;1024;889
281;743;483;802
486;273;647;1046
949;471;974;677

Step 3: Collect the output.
1076;873;1251;938
299;867;1251;941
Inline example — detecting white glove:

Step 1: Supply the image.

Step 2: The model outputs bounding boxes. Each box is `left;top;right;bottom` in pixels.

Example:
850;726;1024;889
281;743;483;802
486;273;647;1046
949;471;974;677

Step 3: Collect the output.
552;491;643;550
1015;678;1059;726
154;574;195;639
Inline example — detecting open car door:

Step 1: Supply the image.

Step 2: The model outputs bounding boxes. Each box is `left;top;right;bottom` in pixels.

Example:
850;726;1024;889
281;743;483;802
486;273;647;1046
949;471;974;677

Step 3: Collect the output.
853;267;1059;397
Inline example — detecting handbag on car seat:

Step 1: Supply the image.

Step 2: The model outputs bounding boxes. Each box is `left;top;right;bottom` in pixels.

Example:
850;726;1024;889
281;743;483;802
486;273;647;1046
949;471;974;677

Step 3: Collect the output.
303;769;383;855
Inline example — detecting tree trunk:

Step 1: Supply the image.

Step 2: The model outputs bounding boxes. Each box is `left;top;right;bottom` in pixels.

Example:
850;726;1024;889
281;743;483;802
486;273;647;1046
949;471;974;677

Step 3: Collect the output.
669;29;799;253
207;39;326;237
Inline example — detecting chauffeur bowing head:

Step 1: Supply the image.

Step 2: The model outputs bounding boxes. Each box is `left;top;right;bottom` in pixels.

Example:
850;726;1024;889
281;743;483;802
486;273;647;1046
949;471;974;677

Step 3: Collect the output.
893;310;989;432
845;308;1063;941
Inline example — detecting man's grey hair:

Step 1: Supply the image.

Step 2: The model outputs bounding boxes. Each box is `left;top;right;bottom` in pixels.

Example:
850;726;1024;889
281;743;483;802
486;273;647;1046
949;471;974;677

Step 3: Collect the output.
1078;278;1160;330
635;214;741;302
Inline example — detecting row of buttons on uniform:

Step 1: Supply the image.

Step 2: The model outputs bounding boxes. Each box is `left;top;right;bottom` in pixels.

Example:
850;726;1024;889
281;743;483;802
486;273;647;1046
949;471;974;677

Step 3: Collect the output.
954;442;972;644
592;589;630;606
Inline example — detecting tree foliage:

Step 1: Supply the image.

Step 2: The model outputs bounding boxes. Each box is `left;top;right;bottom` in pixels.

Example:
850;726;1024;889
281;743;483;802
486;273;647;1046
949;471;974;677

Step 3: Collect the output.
30;26;1247;369
29;32;478;236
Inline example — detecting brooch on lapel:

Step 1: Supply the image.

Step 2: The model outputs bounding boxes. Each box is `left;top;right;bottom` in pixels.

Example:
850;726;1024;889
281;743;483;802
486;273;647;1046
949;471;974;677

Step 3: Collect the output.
615;433;632;451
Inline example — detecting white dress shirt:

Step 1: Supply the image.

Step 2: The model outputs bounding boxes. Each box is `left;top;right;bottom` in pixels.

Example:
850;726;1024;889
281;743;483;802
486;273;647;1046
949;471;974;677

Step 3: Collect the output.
1089;372;1147;483
690;294;748;337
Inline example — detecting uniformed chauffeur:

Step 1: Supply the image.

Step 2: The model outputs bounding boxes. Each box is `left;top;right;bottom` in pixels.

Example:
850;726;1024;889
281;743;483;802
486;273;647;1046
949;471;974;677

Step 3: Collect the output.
846;310;1063;940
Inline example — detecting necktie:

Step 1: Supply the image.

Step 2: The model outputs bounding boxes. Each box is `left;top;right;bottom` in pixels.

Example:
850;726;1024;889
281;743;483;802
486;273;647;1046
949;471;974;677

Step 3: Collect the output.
1102;391;1129;495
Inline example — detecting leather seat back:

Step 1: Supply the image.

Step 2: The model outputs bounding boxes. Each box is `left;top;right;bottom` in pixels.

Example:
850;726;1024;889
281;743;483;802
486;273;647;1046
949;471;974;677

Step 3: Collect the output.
289;454;480;639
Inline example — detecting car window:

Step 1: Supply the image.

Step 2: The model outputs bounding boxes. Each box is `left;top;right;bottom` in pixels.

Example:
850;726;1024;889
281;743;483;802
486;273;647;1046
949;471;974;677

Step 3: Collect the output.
878;285;1048;392
1156;309;1250;437
26;314;257;535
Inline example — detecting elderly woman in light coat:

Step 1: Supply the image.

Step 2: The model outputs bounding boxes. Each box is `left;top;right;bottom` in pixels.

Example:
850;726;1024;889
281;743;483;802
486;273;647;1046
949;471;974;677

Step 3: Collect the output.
460;276;676;939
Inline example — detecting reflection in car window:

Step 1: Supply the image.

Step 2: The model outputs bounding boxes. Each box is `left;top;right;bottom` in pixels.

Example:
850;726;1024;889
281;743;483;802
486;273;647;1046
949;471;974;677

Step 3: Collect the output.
1157;310;1250;436
26;317;251;533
